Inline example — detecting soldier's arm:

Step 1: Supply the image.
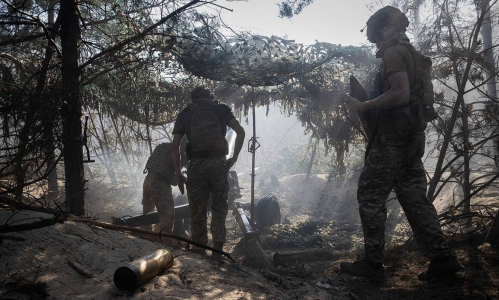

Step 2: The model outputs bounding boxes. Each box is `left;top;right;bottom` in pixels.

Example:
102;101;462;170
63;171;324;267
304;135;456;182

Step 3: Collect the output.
172;134;186;194
344;71;410;110
227;118;245;168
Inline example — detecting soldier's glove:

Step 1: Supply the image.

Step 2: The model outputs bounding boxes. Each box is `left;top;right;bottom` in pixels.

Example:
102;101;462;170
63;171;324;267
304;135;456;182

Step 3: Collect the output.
177;175;187;195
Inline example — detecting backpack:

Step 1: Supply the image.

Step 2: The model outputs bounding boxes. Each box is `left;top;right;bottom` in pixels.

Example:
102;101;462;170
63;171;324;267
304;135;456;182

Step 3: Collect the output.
382;41;437;135
145;143;177;186
407;45;438;120
187;102;227;158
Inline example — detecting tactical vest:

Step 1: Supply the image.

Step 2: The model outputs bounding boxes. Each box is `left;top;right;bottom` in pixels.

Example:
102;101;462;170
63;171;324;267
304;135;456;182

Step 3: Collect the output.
187;102;227;159
376;36;437;136
145;143;176;185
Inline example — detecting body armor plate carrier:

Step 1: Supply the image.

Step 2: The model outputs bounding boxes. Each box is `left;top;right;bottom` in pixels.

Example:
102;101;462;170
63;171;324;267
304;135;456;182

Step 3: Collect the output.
187;102;227;158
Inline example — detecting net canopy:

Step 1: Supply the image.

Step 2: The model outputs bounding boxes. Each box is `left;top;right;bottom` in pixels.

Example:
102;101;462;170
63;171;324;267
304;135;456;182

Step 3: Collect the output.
174;25;373;87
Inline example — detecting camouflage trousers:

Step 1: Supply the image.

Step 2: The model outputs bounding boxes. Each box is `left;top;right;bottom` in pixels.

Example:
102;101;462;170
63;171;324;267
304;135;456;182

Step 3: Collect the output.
358;133;451;267
187;157;229;244
142;173;174;233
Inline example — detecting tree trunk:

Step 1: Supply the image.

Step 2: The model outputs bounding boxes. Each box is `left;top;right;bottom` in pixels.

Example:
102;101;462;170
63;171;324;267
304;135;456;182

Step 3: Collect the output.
45;3;58;196
480;5;497;101
60;0;85;215
413;0;423;45
480;3;499;168
459;100;472;213
428;0;487;202
306;139;317;180
144;103;153;155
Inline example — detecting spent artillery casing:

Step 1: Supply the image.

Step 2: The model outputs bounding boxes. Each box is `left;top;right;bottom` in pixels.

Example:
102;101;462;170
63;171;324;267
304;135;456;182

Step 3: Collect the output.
113;248;174;292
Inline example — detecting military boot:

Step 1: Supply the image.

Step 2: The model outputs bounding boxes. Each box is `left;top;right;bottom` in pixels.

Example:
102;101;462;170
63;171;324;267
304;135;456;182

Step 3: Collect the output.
212;242;224;256
212;242;224;264
340;259;386;283
418;255;463;281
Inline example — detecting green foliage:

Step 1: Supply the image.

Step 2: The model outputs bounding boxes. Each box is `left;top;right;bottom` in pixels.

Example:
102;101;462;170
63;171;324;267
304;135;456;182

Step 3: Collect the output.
278;0;315;19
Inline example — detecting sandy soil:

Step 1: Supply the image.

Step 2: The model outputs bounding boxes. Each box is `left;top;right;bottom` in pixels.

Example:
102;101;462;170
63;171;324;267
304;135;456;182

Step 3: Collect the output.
2;171;499;299
0;210;331;300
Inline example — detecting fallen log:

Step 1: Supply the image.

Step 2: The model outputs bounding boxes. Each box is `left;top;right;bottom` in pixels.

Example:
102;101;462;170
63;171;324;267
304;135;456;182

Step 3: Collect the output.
272;248;346;267
0;217;65;233
69;218;235;262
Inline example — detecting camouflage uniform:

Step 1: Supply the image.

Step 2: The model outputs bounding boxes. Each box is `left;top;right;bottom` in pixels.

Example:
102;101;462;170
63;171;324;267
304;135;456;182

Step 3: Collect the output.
142;173;175;233
358;132;451;267
186;157;229;244
173;94;235;247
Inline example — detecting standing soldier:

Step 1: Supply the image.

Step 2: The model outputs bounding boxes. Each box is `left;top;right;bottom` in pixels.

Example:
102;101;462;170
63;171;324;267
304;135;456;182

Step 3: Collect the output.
142;143;177;234
342;6;462;282
172;86;245;256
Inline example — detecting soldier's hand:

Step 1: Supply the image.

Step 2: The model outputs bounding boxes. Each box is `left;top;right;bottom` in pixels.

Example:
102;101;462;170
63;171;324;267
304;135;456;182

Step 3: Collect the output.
225;157;237;171
343;93;364;110
177;175;186;195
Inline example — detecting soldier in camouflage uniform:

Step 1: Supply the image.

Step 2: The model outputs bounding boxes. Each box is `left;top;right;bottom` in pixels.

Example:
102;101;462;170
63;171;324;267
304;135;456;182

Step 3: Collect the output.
142;143;177;233
172;86;245;255
342;6;462;282
142;171;174;233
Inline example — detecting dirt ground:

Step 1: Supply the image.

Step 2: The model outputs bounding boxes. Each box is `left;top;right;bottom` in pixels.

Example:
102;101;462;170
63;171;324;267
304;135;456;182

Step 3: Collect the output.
0;209;330;300
1;172;499;299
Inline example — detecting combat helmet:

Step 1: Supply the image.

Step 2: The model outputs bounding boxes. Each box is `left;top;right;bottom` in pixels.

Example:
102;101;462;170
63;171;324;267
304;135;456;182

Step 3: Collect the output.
366;6;409;43
190;86;214;102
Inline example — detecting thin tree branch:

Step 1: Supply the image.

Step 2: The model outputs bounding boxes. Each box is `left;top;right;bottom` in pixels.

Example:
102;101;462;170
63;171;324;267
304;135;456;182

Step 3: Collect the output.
0;0;62;57
439;172;499;217
0;33;45;47
70;218;235;262
80;0;203;70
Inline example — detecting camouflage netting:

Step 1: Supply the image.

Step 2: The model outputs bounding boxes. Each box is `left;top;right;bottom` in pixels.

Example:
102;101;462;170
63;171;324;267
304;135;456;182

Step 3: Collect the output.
171;27;377;171
174;25;372;87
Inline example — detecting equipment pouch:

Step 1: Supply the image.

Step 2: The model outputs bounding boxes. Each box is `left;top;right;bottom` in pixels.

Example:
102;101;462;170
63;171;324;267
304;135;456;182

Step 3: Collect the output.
391;104;416;136
410;99;427;133
391;96;427;136
186;143;191;161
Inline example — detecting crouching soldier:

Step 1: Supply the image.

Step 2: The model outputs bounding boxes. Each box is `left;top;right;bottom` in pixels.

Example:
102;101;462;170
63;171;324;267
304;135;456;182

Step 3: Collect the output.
342;6;462;282
142;143;178;233
172;86;245;256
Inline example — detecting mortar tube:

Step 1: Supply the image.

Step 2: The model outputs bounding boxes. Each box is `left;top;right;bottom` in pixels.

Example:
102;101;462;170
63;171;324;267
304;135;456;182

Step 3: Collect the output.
112;204;191;227
233;202;259;240
114;248;174;292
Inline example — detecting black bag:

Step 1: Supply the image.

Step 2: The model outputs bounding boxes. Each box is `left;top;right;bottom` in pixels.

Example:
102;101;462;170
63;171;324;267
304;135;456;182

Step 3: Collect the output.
391;44;437;135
